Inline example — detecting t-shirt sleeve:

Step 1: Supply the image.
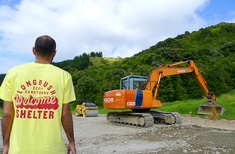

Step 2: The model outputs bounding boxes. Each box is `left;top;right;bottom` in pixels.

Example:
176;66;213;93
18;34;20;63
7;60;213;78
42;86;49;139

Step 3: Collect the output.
63;73;76;104
0;71;13;101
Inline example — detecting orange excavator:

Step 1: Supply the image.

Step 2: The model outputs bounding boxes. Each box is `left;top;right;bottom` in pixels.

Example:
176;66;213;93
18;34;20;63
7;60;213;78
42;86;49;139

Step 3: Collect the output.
103;60;224;127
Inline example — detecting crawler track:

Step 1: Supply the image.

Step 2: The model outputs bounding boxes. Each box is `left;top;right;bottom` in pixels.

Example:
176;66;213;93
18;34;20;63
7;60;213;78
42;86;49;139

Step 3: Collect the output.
107;111;182;127
107;112;154;128
150;111;182;124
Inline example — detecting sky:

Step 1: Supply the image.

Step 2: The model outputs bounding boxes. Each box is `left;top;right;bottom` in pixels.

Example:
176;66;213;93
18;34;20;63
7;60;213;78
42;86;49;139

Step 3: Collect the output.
0;0;235;74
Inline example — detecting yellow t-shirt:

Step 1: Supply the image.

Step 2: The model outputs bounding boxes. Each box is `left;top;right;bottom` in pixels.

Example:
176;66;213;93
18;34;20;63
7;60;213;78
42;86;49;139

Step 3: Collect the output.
0;62;76;154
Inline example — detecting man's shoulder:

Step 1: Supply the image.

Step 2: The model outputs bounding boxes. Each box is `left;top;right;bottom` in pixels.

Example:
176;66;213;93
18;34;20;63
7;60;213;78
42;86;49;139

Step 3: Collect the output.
50;65;72;76
8;62;32;72
12;62;31;68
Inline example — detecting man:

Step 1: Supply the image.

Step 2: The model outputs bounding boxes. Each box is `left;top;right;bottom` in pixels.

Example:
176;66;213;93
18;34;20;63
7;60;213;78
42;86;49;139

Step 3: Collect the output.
0;35;76;154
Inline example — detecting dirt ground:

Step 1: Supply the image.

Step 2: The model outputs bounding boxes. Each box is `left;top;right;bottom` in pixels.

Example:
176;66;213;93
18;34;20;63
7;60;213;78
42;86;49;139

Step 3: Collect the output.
1;115;235;154
72;114;235;154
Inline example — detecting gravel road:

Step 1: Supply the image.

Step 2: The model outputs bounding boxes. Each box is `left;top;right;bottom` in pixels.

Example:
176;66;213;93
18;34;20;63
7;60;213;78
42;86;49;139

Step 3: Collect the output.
1;115;235;154
72;114;235;154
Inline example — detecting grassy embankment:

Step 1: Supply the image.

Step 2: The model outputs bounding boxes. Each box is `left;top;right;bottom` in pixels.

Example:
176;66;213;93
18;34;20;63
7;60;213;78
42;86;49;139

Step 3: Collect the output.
157;89;235;119
0;89;234;119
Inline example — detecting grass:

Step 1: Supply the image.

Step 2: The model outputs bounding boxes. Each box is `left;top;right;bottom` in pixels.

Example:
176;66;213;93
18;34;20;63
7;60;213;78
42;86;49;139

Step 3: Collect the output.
90;57;123;66
157;89;235;119
1;89;235;119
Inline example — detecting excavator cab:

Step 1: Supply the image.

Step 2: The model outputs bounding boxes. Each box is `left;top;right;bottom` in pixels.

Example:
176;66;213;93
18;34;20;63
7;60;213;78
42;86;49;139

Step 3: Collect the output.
120;75;147;90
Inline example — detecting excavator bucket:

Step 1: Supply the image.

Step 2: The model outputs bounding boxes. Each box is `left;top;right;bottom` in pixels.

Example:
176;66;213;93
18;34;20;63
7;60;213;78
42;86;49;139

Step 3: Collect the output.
197;104;224;115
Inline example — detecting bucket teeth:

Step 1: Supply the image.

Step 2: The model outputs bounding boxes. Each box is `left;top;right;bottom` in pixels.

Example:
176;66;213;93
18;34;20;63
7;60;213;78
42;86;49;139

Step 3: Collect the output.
197;104;224;115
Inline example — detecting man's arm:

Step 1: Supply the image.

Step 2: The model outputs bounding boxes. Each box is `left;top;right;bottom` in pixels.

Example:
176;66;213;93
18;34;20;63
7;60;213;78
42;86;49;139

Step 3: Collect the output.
2;101;14;154
61;103;76;154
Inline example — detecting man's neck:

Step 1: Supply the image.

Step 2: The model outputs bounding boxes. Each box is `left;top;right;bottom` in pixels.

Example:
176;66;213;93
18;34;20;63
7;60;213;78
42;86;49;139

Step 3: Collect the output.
35;57;52;64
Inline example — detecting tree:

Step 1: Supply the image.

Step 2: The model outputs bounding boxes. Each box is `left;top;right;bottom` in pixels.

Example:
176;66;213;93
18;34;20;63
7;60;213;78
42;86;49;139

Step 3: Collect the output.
73;53;92;70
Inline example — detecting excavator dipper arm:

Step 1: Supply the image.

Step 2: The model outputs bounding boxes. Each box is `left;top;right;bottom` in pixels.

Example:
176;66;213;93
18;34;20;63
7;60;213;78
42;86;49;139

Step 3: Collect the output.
145;60;224;115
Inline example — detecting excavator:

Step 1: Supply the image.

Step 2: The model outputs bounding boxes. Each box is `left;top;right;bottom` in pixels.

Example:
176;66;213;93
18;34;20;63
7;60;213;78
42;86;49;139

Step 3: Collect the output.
103;60;224;127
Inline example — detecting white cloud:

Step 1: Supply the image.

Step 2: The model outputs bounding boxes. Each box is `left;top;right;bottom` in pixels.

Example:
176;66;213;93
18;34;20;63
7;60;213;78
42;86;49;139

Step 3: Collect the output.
0;0;210;73
228;10;235;23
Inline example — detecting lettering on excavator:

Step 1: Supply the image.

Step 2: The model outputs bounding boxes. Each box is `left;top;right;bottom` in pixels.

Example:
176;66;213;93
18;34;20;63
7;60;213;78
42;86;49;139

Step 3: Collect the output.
127;102;135;106
103;98;114;103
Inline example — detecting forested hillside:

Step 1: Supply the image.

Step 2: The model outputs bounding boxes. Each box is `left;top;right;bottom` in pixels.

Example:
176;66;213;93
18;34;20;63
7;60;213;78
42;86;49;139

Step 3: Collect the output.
63;22;235;106
1;22;235;107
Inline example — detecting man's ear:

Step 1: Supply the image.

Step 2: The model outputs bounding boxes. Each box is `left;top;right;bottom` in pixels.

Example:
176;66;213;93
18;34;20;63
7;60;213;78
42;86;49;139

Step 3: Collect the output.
32;47;37;55
52;51;56;58
50;51;57;62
